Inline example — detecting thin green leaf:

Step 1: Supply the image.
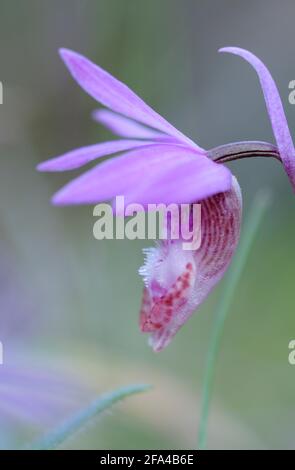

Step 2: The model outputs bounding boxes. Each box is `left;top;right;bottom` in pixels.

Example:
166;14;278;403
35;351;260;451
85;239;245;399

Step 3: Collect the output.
197;189;272;450
27;383;151;450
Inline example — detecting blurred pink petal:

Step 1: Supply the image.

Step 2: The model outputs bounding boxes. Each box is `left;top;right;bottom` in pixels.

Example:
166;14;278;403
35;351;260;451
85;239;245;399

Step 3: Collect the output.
0;362;87;425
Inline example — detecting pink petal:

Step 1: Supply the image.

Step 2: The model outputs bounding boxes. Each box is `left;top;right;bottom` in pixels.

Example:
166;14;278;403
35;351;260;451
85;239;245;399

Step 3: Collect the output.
139;177;242;351
125;156;232;205
37;139;156;172
92;109;169;140
59;49;203;151
51;144;220;206
220;47;295;190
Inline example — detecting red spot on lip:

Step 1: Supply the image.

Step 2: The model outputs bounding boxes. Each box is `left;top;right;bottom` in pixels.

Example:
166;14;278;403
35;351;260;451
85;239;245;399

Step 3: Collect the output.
139;262;194;334
165;308;173;319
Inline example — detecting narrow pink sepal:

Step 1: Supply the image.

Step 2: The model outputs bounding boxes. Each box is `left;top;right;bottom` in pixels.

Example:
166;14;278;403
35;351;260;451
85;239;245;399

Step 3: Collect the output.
220;47;295;191
59;48;203;151
37;139;156;172
92;109;169;140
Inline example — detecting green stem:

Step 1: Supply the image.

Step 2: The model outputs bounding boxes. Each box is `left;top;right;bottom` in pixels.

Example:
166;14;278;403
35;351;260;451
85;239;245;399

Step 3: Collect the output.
197;190;271;450
27;383;151;450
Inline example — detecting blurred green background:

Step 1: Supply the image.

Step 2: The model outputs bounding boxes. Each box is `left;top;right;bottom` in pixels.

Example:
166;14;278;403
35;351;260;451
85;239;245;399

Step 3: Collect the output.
0;0;295;450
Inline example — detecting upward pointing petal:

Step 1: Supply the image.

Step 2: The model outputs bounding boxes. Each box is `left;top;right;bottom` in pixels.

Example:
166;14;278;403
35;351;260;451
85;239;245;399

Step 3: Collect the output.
59;48;203;151
219;47;295;190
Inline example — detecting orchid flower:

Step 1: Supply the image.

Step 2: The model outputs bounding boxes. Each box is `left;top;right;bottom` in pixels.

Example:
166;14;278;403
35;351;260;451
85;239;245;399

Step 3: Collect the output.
38;47;294;351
